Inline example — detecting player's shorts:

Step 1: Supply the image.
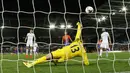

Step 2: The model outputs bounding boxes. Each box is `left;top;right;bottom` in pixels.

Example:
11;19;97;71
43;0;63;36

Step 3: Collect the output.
97;44;100;49
51;49;64;59
100;42;109;49
26;40;33;47
64;42;70;46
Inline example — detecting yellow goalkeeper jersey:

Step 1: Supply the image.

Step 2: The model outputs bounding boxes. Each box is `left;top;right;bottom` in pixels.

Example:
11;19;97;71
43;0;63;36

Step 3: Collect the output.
51;22;89;65
61;40;86;59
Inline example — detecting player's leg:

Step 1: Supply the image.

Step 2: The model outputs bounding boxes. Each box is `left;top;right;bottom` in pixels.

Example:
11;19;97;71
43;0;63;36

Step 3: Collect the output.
25;47;29;58
25;48;29;58
33;47;38;59
30;49;64;65
30;47;33;58
82;52;89;65
25;42;29;58
106;48;109;57
105;44;110;57
99;48;103;57
23;53;52;68
36;50;38;55
97;44;100;56
23;49;62;68
29;41;33;58
79;46;89;65
50;56;65;65
57;57;65;62
100;43;104;57
36;48;39;55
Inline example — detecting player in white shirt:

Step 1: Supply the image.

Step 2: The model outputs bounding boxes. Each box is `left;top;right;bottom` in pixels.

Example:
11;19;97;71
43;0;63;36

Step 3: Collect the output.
25;29;36;58
99;28;111;57
33;42;38;56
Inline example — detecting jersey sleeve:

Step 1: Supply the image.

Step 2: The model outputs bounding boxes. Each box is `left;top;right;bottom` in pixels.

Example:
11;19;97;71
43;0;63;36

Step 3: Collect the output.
75;22;82;41
27;33;29;36
107;32;109;37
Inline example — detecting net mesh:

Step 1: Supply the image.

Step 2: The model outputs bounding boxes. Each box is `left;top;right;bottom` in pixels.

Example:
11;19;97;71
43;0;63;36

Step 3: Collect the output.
0;0;130;73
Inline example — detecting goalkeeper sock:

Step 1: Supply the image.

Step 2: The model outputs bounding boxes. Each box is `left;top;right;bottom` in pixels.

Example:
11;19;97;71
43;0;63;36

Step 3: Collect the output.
30;56;47;66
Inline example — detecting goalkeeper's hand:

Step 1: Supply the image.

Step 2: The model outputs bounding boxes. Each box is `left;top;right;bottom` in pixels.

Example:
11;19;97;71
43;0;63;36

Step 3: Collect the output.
76;22;83;28
76;22;80;25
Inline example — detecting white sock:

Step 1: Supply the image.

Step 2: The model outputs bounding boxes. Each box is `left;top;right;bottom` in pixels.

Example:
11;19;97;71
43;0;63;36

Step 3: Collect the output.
26;49;28;55
34;51;36;55
33;51;35;55
30;49;32;55
36;52;38;55
100;49;103;56
106;49;109;57
33;51;36;59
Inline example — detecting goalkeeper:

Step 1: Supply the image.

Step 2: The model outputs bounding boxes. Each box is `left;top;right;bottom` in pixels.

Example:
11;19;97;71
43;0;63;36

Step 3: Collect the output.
23;22;89;68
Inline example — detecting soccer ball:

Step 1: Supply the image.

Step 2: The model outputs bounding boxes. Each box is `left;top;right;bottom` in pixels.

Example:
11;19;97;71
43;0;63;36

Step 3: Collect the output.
85;6;94;13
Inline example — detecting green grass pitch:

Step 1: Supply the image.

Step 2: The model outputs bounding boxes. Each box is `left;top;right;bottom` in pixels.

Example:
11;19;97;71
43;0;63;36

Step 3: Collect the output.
0;52;130;73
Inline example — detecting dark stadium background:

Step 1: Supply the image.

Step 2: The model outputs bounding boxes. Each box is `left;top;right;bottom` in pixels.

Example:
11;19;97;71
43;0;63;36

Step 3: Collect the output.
0;0;129;53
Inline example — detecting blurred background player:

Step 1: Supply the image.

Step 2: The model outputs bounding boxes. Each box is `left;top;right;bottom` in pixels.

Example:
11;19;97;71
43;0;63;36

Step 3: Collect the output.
25;29;36;58
97;39;102;55
62;31;72;46
23;22;89;68
99;28;111;57
20;47;23;54
33;42;38;56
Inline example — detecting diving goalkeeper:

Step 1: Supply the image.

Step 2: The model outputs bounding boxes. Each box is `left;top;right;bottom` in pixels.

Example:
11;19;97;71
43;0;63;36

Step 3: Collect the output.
23;22;89;68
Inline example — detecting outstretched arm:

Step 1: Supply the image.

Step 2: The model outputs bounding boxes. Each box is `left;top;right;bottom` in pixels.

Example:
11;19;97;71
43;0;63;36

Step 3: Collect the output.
75;22;82;41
